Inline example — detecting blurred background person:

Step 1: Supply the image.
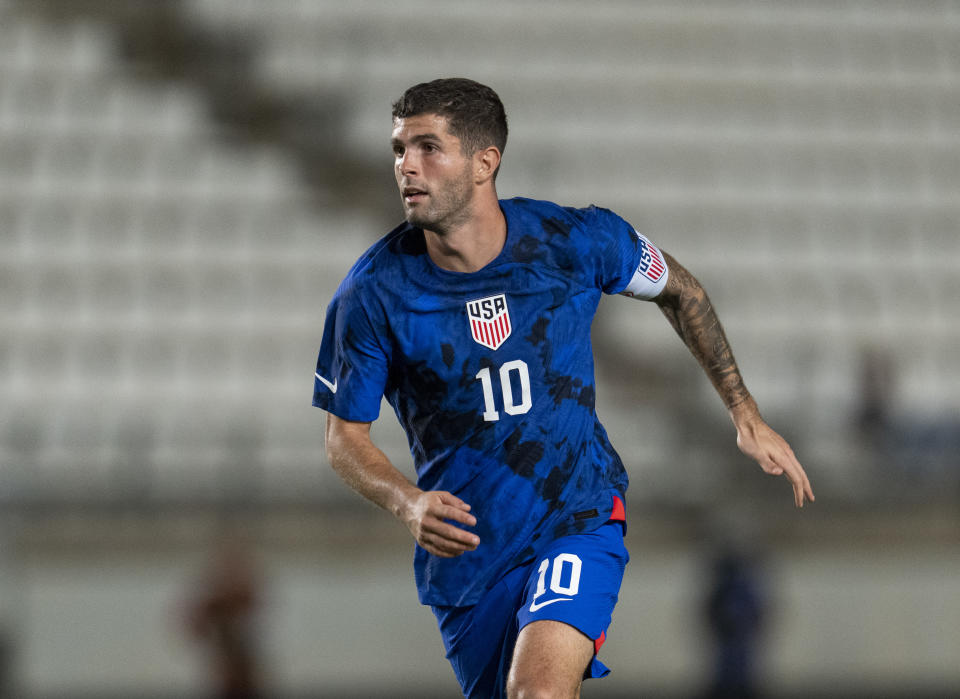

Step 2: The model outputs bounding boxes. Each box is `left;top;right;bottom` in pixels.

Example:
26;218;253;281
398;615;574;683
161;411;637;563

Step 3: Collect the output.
702;547;768;699
183;528;264;699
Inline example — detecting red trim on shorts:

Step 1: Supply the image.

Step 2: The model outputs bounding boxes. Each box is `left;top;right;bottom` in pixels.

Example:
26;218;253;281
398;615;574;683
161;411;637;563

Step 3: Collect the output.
610;495;626;522
593;497;622;658
594;629;606;655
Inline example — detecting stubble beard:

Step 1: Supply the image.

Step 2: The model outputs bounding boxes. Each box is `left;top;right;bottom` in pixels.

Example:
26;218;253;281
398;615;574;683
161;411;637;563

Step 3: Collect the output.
403;164;475;236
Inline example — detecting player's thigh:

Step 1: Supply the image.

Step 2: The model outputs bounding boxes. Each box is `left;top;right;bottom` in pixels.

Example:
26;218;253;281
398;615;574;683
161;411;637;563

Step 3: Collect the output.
506;618;593;699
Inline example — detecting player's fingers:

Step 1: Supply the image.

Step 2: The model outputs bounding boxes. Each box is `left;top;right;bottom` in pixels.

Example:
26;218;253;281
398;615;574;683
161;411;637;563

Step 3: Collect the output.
768;454;803;507
425;519;480;549
422;537;464;557
422;541;461;558
779;450;814;507
749;428;813;507
760;455;783;476
438;503;477;527
436;491;472;511
417;528;460;555
796;467;814;505
761;450;803;506
786;464;809;507
790;458;814;504
421;530;476;557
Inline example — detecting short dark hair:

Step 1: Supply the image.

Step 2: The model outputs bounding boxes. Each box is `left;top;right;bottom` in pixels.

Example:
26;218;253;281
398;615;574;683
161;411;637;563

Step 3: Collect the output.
392;78;508;159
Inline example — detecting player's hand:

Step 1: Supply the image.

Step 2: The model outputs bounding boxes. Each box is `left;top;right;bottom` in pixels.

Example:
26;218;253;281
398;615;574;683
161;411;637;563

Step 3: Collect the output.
732;407;815;508
400;490;480;558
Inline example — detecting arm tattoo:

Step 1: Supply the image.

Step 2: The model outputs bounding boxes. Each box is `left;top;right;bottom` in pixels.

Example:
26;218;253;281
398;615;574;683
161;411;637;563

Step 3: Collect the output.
655;252;751;410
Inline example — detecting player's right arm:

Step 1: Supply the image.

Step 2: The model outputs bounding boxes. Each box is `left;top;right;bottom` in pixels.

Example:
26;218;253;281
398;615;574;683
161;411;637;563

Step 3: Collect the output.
324;413;480;557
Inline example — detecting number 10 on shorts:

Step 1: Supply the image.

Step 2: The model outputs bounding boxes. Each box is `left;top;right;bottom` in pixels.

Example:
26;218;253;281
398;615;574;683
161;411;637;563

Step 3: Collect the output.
530;553;582;611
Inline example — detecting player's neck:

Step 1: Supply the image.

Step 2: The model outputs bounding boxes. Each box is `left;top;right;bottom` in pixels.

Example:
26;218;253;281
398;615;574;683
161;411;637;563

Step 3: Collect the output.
423;192;506;273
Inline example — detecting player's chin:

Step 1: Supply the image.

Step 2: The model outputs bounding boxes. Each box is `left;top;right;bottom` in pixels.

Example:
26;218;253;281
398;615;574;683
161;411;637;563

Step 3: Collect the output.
403;208;434;229
404;214;426;229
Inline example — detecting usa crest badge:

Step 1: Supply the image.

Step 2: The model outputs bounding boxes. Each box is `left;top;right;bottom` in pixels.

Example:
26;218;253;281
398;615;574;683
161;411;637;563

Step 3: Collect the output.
637;236;666;283
466;294;512;350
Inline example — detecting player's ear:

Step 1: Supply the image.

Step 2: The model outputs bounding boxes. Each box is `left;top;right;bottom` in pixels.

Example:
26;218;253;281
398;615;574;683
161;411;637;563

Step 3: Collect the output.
474;146;501;184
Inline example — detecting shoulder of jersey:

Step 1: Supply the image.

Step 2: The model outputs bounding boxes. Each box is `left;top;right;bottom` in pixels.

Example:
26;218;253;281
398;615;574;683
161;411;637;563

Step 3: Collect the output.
502;197;602;239
504;196;591;222
337;222;413;288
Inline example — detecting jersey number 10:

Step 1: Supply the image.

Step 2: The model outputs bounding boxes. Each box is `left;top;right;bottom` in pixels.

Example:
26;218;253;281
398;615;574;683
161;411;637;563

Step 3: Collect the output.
475;359;532;422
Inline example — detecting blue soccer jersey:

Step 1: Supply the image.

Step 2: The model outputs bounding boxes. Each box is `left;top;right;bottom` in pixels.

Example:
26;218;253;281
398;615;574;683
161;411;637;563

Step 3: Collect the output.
313;197;668;606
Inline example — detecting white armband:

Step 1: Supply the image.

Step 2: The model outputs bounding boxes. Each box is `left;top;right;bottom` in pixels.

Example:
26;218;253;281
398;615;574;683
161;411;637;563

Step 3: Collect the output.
621;232;669;300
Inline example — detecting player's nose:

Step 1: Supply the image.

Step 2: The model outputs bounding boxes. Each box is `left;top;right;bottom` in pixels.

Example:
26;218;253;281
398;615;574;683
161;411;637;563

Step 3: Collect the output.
397;150;419;176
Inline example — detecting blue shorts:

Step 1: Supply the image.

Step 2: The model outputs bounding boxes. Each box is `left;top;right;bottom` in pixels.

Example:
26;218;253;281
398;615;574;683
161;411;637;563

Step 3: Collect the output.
431;519;629;699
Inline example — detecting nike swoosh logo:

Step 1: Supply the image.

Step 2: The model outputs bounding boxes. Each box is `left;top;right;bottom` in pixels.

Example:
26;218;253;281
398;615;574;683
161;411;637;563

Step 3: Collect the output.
529;597;573;613
315;373;337;394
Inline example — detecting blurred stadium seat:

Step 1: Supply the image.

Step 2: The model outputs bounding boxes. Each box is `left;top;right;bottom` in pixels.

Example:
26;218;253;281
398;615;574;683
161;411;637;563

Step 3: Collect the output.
0;0;958;507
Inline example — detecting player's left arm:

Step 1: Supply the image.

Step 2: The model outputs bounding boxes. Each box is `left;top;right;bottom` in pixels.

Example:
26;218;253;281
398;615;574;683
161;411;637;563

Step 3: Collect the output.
652;251;815;507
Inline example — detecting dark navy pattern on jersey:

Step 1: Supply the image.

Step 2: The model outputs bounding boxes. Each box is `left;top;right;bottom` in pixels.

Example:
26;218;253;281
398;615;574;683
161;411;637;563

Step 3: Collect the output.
313;198;650;606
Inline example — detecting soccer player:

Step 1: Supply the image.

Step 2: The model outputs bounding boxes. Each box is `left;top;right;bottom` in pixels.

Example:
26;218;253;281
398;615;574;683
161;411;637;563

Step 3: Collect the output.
313;77;813;699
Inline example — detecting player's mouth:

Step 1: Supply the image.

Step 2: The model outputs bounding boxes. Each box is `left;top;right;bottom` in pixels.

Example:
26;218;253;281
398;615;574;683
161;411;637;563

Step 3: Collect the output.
402;186;428;204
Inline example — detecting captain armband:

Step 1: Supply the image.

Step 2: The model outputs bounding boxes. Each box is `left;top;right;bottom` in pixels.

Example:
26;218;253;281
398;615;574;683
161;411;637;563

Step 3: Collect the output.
620;232;669;300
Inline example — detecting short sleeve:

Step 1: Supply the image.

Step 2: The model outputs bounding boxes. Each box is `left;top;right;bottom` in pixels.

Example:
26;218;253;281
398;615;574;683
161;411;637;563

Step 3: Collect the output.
312;284;389;422
583;206;666;295
620;231;669;300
